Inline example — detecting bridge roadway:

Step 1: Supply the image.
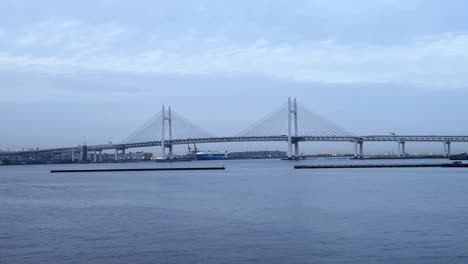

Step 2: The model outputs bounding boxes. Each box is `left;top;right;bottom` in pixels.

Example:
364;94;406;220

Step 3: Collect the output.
2;135;468;156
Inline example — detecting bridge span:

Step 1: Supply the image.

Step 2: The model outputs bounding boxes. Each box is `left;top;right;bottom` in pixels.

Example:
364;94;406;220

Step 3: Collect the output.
3;135;467;162
1;98;467;161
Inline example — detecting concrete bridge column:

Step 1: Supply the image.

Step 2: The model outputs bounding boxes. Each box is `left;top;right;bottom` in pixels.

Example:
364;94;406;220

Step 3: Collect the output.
168;145;173;159
294;142;300;159
353;141;358;158
400;142;406;158
358;141;364;159
71;150;75;163
114;149;119;161
446;142;451;157
99;150;103;162
161;146;166;160
93;150;97;163
287;141;293;159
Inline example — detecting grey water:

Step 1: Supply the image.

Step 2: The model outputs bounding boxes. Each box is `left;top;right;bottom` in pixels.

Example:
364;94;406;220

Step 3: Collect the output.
1;159;468;264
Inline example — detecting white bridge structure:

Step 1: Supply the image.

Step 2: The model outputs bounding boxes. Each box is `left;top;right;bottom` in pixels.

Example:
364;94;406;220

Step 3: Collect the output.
2;98;467;161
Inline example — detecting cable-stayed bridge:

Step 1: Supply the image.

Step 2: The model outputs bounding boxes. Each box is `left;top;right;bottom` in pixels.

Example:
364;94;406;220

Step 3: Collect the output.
2;98;468;161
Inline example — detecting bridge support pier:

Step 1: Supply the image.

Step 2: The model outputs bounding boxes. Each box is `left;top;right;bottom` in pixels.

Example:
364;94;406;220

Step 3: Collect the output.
71;150;75;163
99;150;103;162
359;141;364;159
287;142;293;159
353;141;358;158
93;150;97;163
161;145;166;160
400;142;406;158
445;142;451;158
115;149;119;161
294;142;299;159
168;145;173;159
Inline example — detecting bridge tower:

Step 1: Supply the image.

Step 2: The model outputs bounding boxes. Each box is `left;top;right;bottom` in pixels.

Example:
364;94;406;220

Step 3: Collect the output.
287;97;299;159
161;105;173;159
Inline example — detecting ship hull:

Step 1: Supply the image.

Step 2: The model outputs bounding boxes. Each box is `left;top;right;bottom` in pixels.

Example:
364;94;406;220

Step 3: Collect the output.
195;153;230;160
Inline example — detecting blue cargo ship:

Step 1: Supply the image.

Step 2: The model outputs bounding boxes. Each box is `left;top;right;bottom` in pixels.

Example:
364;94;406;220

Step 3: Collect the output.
195;152;230;160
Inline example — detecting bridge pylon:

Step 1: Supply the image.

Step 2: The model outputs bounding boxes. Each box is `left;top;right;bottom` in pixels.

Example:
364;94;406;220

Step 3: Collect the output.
287;97;300;160
161;105;173;159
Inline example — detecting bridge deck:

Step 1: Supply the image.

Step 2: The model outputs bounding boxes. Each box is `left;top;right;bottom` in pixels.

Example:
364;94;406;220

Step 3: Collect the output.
2;135;468;156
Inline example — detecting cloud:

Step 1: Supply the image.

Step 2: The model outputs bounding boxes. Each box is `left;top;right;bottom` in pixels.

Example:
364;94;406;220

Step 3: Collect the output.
1;20;468;88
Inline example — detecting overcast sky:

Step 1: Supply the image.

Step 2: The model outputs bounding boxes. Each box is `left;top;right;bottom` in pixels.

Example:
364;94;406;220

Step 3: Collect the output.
1;0;468;154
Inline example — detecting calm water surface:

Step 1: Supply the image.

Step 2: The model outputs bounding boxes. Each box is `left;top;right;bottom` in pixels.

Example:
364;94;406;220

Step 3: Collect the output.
1;159;468;263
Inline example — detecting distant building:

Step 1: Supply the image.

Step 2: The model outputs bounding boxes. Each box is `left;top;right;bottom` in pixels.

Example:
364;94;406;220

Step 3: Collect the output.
80;145;88;161
89;151;153;161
